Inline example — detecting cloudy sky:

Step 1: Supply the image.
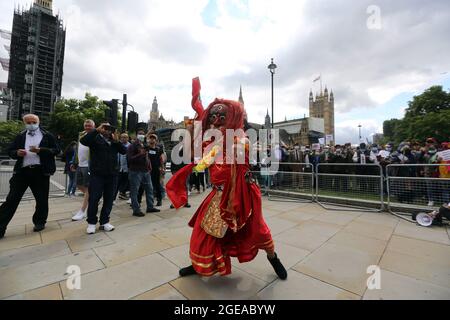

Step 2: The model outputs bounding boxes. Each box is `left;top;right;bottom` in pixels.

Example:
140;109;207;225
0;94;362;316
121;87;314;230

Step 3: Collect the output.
1;0;449;143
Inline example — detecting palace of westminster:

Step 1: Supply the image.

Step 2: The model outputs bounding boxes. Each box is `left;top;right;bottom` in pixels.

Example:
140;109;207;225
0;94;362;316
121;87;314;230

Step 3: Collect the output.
148;86;335;147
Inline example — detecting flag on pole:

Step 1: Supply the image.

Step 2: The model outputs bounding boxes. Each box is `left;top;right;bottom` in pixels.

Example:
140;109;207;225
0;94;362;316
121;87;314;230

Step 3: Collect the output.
313;75;321;82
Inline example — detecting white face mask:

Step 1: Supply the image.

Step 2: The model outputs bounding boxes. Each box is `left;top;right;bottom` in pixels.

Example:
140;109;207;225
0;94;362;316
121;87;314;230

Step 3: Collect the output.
26;124;39;131
137;135;145;142
294;146;300;150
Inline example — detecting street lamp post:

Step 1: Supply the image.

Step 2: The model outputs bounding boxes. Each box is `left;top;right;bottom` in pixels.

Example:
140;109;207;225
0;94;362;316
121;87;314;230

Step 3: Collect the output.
267;58;277;129
358;124;362;142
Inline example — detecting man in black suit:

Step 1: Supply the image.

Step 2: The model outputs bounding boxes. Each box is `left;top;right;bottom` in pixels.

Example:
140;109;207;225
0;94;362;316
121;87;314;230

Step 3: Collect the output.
0;114;60;239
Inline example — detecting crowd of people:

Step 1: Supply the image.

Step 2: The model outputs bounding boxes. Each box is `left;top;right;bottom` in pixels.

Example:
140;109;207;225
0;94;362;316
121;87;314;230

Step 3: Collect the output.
250;138;450;206
0;115;175;238
0;113;448;239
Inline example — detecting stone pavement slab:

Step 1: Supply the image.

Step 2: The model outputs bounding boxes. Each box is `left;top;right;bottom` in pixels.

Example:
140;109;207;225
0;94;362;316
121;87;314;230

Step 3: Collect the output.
394;221;450;245
343;220;395;241
0;250;105;299
232;242;310;283
363;269;450;300
256;270;360;300
132;284;186;300
60;253;179;300
5;283;63;300
274;220;342;252
293;242;381;296
0;240;71;269
93;234;171;267
66;232;115;253
379;249;450;288
0;232;41;252
170;268;267;300
1;193;449;300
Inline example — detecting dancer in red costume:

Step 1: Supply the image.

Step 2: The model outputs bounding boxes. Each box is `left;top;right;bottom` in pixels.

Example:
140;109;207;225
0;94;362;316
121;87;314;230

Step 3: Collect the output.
166;79;287;280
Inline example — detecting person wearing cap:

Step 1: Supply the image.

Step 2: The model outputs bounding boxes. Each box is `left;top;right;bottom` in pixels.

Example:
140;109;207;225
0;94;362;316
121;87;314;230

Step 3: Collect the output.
80;123;127;234
128;129;160;217
146;132;164;206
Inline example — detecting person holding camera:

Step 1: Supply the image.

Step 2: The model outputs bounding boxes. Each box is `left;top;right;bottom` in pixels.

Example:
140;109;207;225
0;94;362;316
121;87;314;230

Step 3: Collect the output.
79;123;127;234
128;129;160;217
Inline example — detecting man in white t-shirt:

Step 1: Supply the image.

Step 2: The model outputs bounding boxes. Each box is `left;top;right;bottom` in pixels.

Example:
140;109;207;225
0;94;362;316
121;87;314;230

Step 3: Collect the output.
72;120;95;221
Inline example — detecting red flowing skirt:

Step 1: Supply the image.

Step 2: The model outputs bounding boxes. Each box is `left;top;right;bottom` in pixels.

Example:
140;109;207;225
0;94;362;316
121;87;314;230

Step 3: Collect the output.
188;183;274;276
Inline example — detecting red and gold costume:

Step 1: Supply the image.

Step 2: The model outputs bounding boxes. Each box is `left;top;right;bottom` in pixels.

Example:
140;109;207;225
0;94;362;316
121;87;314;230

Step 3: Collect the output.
167;98;275;277
167;78;287;279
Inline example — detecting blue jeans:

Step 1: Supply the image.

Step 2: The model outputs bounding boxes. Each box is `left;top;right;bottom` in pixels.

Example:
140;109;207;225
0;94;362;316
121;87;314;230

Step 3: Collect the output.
66;171;77;195
87;174;115;225
129;170;154;213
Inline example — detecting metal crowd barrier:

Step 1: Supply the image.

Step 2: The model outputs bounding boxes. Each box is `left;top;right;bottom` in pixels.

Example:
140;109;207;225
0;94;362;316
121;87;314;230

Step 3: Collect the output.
315;163;384;212
258;162;315;203
386;164;450;219
0;160;67;203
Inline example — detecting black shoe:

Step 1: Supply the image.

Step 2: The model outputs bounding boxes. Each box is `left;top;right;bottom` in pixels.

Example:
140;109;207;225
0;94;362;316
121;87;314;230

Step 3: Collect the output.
179;265;197;277
146;207;160;213
156;200;162;207
170;204;175;209
184;203;191;208
0;229;5;239
133;211;145;217
267;253;288;280
33;224;45;232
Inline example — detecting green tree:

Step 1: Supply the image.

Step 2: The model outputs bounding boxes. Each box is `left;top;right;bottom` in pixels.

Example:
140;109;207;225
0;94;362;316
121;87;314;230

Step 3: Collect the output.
405;85;450;118
48;93;108;147
0;121;25;155
383;86;450;144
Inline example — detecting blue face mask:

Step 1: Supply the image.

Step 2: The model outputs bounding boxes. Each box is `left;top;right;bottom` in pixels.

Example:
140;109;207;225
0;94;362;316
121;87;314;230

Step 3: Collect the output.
26;124;39;131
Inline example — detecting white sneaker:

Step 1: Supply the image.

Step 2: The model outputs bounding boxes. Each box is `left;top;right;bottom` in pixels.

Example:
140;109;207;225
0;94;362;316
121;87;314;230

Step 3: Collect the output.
100;223;115;232
428;201;434;206
86;224;96;234
126;199;131;204
72;210;86;221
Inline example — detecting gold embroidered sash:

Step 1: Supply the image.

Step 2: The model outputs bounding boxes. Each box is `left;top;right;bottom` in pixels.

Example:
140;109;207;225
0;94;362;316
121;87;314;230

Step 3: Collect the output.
201;190;228;238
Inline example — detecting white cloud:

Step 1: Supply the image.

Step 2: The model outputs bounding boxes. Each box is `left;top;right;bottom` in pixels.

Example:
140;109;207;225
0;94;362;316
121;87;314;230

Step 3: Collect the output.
0;0;449;144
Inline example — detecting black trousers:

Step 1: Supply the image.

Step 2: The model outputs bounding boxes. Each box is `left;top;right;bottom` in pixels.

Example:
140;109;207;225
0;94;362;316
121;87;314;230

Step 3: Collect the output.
87;174;115;225
151;171;162;202
0;167;50;232
113;171;129;200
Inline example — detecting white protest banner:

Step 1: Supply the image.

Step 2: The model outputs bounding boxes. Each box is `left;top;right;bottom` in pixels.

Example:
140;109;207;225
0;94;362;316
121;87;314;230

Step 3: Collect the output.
312;143;321;151
326;135;334;145
318;138;325;145
438;150;450;161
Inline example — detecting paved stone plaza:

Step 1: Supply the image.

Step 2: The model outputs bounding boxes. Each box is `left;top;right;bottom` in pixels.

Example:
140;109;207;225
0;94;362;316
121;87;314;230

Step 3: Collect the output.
0;193;449;300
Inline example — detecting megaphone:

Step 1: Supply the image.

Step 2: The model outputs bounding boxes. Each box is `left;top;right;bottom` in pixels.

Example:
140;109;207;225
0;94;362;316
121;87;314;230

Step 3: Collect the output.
416;212;437;227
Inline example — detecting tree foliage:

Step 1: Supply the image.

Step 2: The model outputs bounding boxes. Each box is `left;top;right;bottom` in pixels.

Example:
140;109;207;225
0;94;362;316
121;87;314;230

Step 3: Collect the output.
0;120;25;155
383;86;450;144
48;93;110;147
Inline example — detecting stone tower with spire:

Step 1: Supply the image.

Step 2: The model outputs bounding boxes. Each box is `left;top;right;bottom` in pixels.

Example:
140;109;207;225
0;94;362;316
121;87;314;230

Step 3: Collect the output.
264;109;271;129
238;85;244;106
309;87;335;144
150;96;159;122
